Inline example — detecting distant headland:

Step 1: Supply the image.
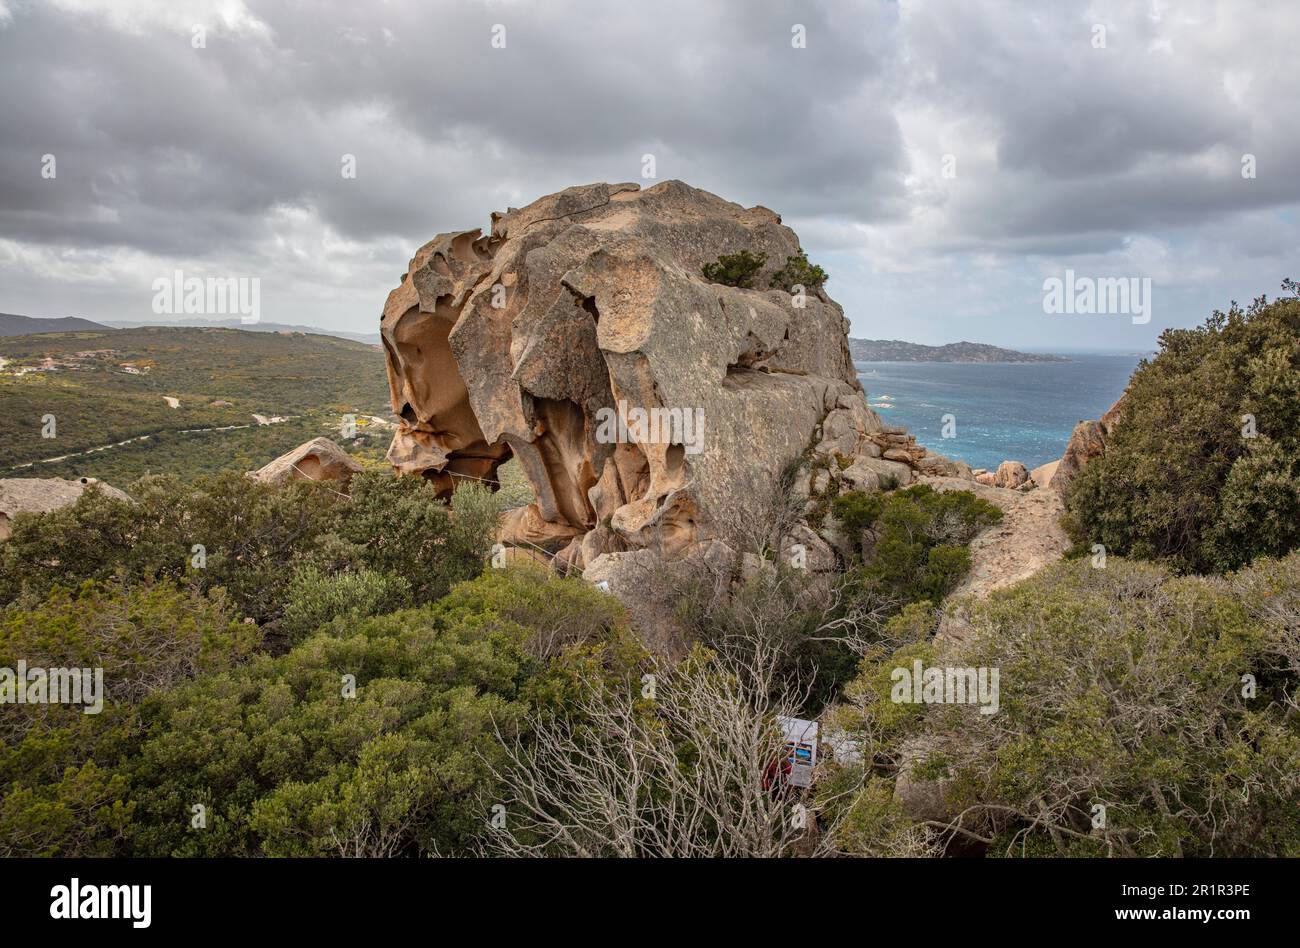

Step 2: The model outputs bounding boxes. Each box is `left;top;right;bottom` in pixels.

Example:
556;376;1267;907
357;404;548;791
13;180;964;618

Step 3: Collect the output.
849;338;1069;363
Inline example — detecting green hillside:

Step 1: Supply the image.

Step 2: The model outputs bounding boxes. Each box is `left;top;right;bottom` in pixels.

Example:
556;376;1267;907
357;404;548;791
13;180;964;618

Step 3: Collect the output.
0;326;394;482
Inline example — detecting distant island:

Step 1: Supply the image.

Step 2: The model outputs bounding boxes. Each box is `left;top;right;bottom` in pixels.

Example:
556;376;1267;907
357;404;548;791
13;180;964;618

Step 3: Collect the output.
848;338;1069;363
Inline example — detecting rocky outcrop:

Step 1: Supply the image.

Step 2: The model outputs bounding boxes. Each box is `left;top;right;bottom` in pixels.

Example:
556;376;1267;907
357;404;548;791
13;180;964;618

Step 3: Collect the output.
1047;395;1124;492
0;476;129;541
250;437;363;487
381;180;969;574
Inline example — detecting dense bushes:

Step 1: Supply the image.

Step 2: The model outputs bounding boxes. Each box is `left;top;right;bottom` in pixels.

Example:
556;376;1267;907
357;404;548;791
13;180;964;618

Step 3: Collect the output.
1;567;638;857
0;465;537;856
281;567;412;642
769;250;828;292
129;575;553;857
0;471;498;643
834;484;1003;604
821;554;1300;857
0;581;258;856
1066;291;1300;573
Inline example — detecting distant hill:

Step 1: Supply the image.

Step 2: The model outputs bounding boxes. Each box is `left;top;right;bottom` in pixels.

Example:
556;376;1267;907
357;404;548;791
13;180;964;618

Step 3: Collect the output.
102;317;381;346
0;313;108;336
849;339;1069;363
0;325;393;483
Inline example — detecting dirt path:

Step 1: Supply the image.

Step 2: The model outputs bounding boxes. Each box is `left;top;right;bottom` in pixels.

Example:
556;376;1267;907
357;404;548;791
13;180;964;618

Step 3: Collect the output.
3;416;297;473
922;475;1072;639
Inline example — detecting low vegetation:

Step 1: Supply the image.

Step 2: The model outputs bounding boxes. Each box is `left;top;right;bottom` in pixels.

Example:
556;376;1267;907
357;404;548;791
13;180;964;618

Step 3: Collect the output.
833;484;1003;604
820;554;1300;857
0;326;391;481
0;471;498;644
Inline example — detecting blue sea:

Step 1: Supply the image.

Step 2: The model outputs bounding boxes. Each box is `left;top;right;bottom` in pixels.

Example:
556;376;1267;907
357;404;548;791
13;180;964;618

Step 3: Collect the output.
854;353;1146;471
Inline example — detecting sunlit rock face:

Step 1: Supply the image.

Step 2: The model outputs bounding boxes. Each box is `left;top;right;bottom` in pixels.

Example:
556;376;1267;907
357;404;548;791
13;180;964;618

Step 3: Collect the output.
381;180;892;569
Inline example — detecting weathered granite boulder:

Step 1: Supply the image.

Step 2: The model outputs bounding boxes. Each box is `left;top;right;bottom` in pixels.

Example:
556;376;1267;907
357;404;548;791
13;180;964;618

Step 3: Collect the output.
0;477;129;541
250;437;363;487
992;460;1030;489
382;180;897;567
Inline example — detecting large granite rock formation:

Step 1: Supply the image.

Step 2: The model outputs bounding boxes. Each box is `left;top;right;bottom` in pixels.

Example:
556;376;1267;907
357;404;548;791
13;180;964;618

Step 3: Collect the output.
381;181;971;595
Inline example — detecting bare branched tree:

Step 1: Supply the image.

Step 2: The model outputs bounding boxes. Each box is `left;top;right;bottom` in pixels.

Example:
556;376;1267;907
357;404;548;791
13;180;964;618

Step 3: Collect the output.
650;459;900;668
480;639;860;857
691;459;806;564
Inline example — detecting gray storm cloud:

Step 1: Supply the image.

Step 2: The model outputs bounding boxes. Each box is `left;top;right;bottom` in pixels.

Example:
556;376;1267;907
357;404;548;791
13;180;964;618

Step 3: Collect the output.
1;0;1297;345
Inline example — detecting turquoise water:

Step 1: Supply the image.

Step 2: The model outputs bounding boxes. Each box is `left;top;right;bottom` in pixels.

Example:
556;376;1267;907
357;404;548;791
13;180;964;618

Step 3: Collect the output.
854;353;1145;471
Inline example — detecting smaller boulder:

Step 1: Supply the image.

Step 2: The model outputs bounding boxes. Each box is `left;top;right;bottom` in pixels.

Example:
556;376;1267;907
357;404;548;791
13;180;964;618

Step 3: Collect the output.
781;523;839;573
251;437;363;487
1051;394;1125;492
992;460;1029;489
499;503;584;554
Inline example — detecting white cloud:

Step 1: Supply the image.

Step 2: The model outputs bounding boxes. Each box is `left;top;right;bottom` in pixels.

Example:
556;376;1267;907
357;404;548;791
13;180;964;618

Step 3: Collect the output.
46;0;272;40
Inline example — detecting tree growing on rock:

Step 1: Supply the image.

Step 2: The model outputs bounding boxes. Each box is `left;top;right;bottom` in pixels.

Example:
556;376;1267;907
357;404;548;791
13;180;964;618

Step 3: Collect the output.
769;250;829;292
701;249;767;288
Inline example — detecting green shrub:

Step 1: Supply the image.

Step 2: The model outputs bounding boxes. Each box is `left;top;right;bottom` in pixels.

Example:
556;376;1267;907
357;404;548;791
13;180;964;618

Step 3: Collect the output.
0;580;257;856
769;250;828;292
701;250;767;288
0;580;259;743
1066;290;1300;573
830;490;882;538
0;471;341;629
0;470;502;638
822;554;1300;857
835;484;1002;604
281;567;412;642
124;566;637;858
433;562;629;661
334;472;488;606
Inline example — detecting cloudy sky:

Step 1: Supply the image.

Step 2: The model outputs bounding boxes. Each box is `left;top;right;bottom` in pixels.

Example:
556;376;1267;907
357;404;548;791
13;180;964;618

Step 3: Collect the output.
2;0;1297;349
